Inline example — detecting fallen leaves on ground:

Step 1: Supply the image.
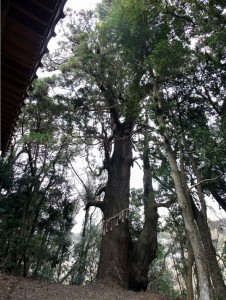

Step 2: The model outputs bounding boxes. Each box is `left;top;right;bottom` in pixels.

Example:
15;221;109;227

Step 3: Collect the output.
0;273;171;300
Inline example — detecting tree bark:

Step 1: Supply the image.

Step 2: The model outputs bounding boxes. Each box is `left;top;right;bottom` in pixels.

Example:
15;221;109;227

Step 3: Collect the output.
192;200;226;299
129;203;158;291
153;79;213;300
209;188;226;212
185;241;194;300
187;141;226;298
128;132;158;291
166;136;212;300
96;121;133;288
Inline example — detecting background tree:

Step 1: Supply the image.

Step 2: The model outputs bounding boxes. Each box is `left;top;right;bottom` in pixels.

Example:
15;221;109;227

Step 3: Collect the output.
0;79;79;280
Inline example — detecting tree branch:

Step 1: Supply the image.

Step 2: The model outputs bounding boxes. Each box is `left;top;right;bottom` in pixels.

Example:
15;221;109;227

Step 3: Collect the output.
95;185;106;196
85;200;105;211
189;173;223;191
153;175;175;194
155;198;175;208
98;82;120;127
164;0;195;26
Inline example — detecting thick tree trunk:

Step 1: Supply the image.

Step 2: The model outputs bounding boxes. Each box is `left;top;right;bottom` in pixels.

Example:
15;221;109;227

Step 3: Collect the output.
96;122;133;288
129;204;158;291
129;134;158;291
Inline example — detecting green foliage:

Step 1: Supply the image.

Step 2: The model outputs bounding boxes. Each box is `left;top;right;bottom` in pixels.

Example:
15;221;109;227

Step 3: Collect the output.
31;79;49;98
0;156;14;192
70;214;101;285
148;240;180;298
0;79;80;280
20;132;52;145
129;188;144;240
149;270;180;298
147;39;191;77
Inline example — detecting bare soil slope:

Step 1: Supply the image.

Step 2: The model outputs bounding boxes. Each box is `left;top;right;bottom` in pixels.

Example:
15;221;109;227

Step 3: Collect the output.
0;273;170;300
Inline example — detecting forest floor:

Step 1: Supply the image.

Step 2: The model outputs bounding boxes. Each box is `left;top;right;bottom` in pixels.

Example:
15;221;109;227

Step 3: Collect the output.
0;272;173;300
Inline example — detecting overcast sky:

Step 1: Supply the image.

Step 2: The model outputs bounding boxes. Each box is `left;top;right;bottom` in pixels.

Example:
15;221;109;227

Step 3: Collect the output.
65;0;101;11
47;0;101;51
39;0;102;71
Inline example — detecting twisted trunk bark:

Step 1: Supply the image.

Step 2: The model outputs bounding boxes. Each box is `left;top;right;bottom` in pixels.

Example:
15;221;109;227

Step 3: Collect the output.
129;133;158;291
128;204;158;291
97;123;159;290
96;122;133;288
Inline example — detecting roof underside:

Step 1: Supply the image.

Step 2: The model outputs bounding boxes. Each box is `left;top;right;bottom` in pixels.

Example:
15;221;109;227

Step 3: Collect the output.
1;0;67;153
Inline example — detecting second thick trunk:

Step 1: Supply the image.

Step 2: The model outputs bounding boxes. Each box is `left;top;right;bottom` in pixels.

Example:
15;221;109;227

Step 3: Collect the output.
129;134;158;291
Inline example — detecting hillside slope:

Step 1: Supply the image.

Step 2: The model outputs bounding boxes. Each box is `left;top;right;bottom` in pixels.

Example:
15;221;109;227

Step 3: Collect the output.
0;273;170;300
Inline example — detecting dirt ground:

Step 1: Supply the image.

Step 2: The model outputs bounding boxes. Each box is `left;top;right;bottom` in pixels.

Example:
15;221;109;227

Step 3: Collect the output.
0;273;171;300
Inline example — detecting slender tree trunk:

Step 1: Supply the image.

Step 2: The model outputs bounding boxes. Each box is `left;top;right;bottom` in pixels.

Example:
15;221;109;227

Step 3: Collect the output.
194;263;200;299
13;186;41;275
166;137;212;300
96;122;133;288
153;80;213;300
185;241;194;300
72;236;93;285
209;188;226;212
171;244;184;295
32;231;49;279
192;200;226;299
187;150;226;298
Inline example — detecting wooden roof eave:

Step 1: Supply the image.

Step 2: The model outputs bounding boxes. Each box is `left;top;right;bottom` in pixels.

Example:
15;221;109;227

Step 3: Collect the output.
1;0;67;154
